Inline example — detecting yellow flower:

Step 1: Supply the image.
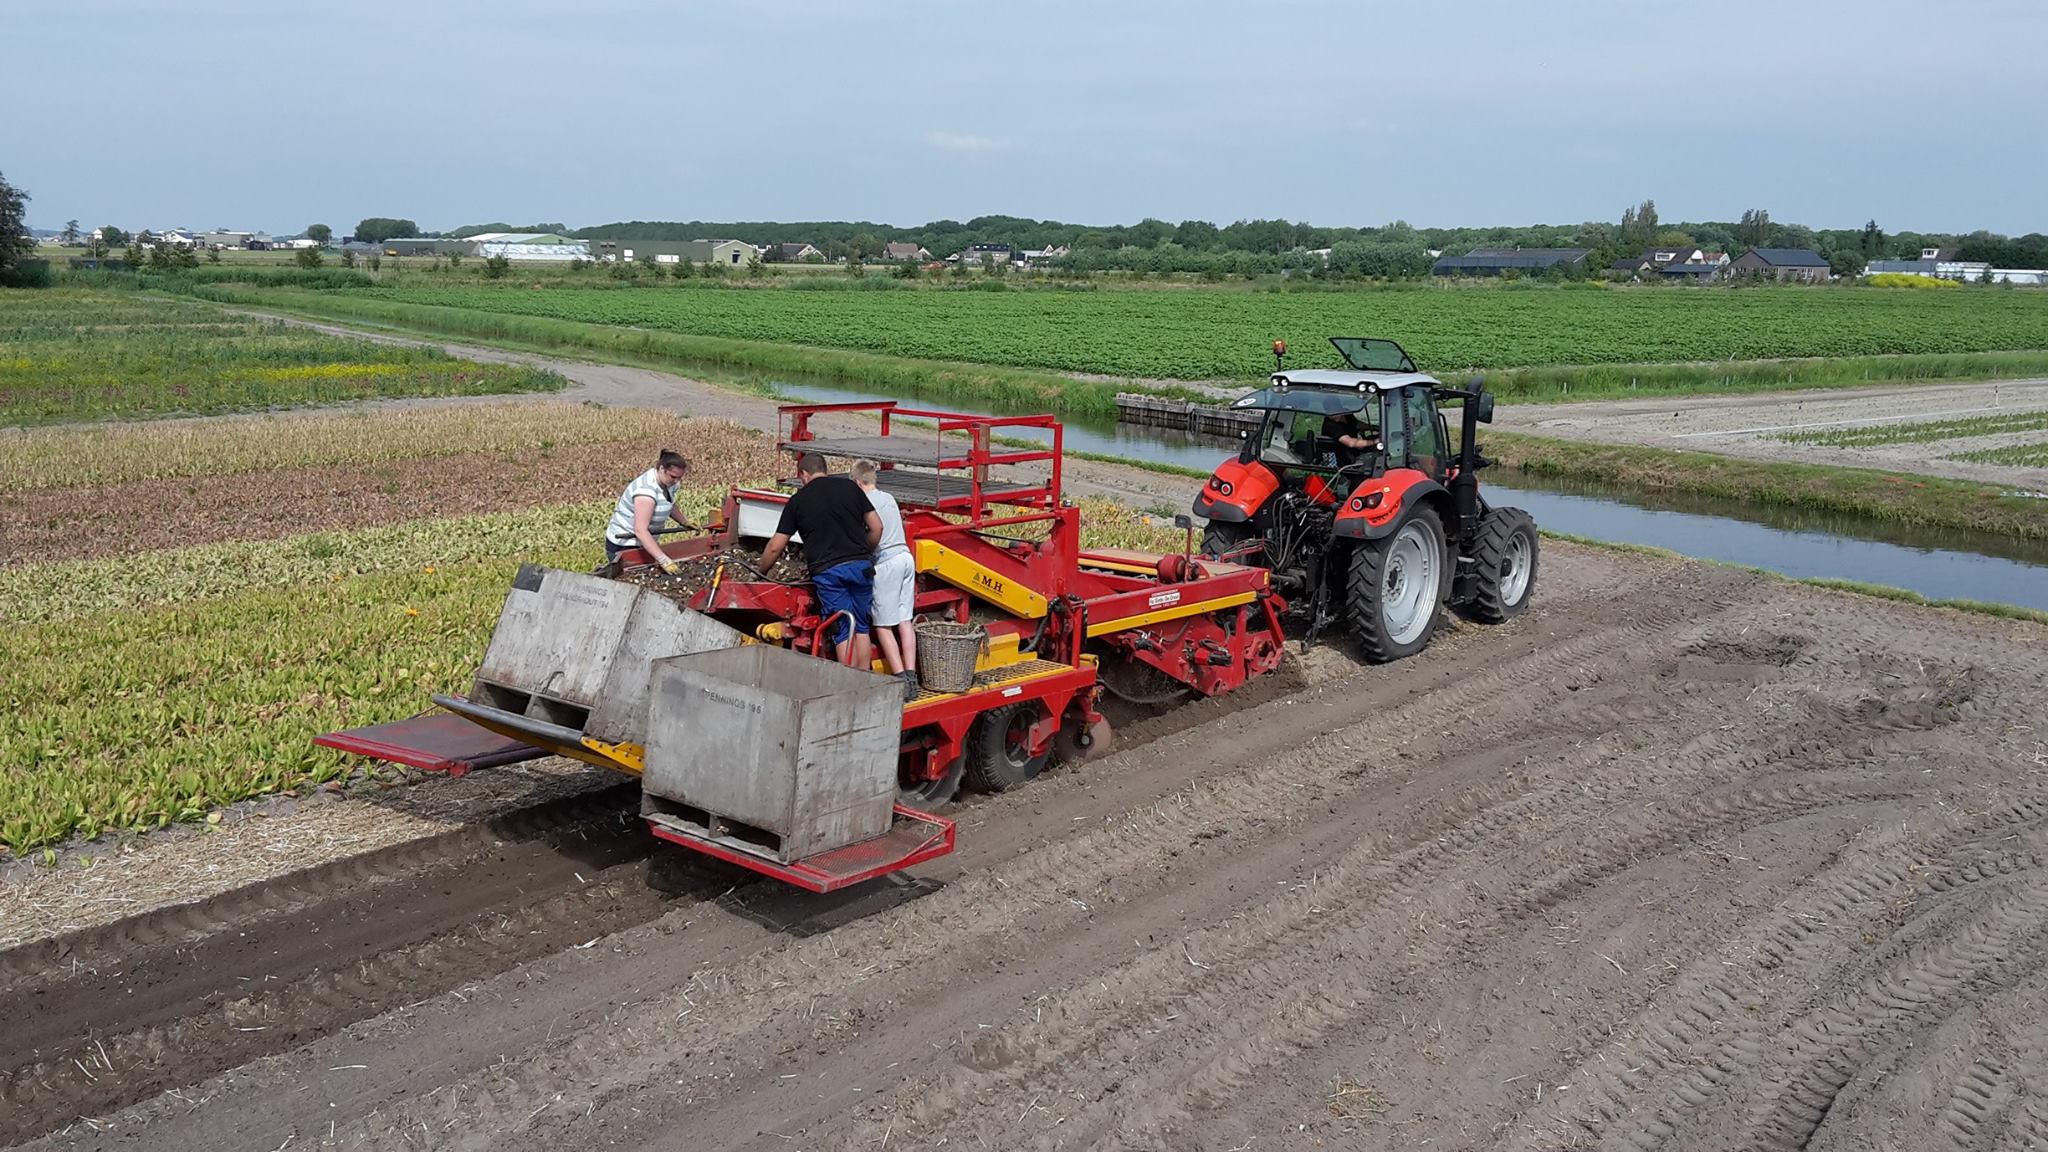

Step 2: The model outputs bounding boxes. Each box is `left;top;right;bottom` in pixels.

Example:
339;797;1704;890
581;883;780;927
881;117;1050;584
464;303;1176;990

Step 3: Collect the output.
405;607;420;617
423;566;437;574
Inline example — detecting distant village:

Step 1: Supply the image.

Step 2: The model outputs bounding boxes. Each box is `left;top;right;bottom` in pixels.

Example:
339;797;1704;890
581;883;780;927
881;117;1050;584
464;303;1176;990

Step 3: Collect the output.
47;225;2046;285
1425;244;2045;285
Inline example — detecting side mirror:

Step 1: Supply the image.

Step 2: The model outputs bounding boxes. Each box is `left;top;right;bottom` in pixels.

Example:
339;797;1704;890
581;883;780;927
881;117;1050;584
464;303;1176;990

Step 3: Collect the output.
1172;514;1193;530
1474;392;1496;424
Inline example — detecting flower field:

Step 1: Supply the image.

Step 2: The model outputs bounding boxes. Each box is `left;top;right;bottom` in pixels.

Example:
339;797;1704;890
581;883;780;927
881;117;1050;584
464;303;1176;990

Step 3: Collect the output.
0;288;563;426
334;282;2048;380
0;401;1179;855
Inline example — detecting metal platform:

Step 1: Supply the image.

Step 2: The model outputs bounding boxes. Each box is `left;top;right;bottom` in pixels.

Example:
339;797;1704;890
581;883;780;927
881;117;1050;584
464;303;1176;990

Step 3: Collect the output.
873;469;1043;507
645;804;956;893
906;657;1075;707
779;434;964;468
314;711;545;776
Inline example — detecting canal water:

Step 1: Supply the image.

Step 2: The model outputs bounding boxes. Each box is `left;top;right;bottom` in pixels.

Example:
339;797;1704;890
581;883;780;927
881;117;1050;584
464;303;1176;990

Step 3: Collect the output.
772;380;2048;613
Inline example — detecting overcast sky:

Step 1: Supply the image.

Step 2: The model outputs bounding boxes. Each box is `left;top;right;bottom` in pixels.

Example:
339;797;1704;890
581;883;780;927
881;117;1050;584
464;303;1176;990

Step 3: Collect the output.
7;0;2044;236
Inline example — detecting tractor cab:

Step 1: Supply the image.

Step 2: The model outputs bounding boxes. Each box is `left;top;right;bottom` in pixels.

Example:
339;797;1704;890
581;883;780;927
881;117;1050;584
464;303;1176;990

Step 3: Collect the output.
1195;337;1447;524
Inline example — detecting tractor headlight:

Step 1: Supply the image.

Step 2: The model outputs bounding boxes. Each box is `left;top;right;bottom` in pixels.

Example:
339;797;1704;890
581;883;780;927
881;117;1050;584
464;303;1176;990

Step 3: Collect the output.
1348;491;1385;512
1219;480;1235;496
1273;376;1289;392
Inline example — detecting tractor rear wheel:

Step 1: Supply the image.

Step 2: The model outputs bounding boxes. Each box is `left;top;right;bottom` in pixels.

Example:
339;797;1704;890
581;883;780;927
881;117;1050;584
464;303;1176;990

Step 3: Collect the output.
965;704;1050;793
1458;507;1539;624
1200;520;1260;563
1346;505;1447;664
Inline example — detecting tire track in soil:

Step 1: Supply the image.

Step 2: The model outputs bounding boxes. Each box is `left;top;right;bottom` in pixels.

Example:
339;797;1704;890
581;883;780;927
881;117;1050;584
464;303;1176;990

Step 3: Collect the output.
874;644;1956;1151
774;612;2019;1151
1487;769;2048;1152
0;785;677;1143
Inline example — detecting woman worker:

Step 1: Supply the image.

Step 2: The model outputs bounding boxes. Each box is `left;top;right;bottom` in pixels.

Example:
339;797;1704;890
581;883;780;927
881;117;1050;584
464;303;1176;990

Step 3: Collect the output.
604;450;695;573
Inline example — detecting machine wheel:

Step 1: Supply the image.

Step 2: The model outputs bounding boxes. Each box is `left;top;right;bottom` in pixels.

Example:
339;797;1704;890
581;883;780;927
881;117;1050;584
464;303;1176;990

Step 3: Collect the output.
1200;520;1261;563
1347;505;1447;664
964;704;1051;793
899;750;965;812
1458;507;1539;624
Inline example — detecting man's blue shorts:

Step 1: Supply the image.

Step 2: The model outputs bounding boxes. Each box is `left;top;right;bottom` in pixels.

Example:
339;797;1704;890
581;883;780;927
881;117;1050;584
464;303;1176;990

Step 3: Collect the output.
812;560;874;645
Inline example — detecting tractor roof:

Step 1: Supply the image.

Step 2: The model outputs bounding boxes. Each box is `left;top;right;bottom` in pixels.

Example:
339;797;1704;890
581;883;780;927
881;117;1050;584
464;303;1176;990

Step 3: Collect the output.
1267;368;1442;392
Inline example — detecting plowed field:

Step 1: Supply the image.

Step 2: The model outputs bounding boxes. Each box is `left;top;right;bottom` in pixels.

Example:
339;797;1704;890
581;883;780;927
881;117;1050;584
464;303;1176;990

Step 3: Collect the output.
7;542;2047;1152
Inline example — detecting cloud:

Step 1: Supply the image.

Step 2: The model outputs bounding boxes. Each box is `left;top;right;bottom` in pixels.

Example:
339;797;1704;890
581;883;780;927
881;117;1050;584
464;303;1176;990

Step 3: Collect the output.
925;132;1010;154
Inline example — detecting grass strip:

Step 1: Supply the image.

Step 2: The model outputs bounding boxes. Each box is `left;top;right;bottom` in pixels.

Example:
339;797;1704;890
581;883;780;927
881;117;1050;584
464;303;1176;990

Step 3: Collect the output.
0;289;561;426
1487;430;2048;541
1774;410;2048;448
1483;349;2048;401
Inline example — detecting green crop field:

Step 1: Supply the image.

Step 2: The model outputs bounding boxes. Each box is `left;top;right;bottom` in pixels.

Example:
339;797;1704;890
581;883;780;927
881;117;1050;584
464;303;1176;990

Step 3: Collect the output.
327;282;2048;380
0;288;563;426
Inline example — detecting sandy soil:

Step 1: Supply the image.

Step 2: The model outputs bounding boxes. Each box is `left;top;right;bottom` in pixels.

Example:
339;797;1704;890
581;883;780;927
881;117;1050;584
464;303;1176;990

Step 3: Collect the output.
7;542;2048;1151
1497;377;2048;489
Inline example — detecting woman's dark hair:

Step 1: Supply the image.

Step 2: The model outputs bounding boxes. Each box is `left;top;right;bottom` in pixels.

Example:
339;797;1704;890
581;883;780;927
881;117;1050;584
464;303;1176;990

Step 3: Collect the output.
657;449;689;472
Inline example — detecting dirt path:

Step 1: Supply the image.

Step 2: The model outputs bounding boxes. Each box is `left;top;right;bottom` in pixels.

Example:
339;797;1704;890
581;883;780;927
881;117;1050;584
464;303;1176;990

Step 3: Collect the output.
8;542;2048;1151
1497;377;2048;489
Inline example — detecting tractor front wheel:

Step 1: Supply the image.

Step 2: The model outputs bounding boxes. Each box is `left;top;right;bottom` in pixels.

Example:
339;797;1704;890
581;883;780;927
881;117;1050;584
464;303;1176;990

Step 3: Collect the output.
1347;506;1447;664
965;704;1051;793
1458;507;1539;624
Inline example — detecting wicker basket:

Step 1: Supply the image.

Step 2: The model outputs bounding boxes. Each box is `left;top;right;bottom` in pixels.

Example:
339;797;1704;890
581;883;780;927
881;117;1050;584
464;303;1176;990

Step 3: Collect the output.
915;620;988;694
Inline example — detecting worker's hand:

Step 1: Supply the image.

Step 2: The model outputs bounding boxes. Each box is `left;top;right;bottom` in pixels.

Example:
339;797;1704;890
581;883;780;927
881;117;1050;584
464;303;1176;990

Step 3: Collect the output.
659;558;682;576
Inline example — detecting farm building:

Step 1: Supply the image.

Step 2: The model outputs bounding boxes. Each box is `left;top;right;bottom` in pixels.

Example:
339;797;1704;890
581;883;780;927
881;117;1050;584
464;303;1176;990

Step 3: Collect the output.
381;238;478;258
1726;248;1830;282
881;242;932;261
201;230;257;249
1868;248;1996;281
951;242;1014;265
1431;248;1593;276
1609;247;1727;281
768;242;822;262
469;233;589;261
589;238;756;266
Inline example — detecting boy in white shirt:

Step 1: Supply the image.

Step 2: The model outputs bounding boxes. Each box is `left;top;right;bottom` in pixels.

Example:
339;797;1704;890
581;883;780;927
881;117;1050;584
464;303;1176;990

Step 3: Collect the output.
851;459;918;699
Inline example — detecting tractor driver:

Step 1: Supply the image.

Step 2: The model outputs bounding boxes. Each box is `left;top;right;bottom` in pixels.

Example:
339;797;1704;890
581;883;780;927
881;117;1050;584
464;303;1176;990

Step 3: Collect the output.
1319;408;1377;467
757;453;884;669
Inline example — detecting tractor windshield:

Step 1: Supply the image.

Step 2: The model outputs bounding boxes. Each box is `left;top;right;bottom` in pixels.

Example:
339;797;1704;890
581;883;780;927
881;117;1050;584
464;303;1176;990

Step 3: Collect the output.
1251;397;1382;469
1330;337;1416;372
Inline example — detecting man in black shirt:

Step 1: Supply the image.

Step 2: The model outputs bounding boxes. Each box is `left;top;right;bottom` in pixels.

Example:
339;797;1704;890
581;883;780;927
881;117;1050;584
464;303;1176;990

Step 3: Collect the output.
757;453;884;668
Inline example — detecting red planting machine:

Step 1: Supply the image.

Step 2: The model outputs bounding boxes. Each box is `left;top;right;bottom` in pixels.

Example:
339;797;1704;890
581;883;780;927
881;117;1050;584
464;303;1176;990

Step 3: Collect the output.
320;402;1289;892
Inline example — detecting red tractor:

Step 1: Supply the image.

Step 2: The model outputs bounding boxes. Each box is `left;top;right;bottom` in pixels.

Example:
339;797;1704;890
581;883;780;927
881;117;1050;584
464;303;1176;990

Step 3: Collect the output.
1193;337;1538;660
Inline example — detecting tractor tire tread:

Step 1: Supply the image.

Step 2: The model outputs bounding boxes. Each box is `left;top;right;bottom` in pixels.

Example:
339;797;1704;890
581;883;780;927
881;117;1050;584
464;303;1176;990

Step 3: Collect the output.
1459;506;1538;624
